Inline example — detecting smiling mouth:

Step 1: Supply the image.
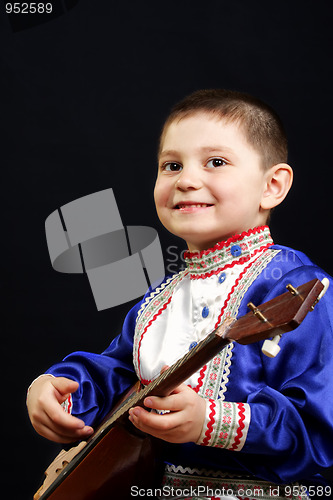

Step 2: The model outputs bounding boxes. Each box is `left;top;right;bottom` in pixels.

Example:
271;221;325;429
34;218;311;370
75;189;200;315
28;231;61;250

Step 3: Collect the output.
174;203;214;211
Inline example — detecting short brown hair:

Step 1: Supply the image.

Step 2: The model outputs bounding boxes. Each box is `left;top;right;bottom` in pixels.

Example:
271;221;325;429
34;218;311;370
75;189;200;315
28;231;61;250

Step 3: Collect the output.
159;89;288;169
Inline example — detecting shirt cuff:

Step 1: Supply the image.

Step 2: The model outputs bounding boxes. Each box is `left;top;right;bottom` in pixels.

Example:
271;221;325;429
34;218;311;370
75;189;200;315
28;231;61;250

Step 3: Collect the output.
196;398;251;451
61;394;73;414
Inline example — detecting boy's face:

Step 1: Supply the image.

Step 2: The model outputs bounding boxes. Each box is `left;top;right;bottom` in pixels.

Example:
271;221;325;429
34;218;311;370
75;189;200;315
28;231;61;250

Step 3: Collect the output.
154;112;271;252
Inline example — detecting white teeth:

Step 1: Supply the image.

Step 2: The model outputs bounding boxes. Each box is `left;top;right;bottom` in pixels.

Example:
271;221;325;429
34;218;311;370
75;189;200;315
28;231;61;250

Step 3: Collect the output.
178;204;208;208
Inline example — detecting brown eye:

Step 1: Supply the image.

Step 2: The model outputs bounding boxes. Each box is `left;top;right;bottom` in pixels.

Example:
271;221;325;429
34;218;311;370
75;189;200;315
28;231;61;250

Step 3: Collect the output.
206;158;227;168
163;162;183;172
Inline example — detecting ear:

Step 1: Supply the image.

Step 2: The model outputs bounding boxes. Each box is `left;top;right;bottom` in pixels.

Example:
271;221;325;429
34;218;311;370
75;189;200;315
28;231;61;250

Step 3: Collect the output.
260;163;293;211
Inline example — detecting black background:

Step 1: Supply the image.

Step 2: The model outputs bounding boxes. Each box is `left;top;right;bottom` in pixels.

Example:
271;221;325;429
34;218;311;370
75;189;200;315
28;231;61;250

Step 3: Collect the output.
1;1;333;497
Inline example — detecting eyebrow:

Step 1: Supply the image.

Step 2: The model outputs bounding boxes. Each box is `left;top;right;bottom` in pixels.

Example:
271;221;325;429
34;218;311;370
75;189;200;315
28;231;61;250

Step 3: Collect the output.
159;145;236;159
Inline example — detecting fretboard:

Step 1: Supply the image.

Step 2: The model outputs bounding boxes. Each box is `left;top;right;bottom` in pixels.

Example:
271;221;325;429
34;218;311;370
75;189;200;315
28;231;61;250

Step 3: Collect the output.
90;318;235;443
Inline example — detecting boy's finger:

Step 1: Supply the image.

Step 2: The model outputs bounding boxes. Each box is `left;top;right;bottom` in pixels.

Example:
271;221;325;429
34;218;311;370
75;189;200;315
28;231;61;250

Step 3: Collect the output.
37;419;93;444
51;377;79;398
45;403;85;431
40;391;92;434
143;395;177;411
129;402;203;444
42;406;94;440
143;388;188;412
160;365;170;374
129;406;181;434
36;421;81;444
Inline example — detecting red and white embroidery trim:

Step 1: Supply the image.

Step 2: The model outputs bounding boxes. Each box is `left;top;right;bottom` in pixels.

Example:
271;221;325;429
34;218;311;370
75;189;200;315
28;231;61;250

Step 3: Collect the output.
197;399;251;451
184;226;273;280
184;226;270;260
162;464;306;500
61;394;73;414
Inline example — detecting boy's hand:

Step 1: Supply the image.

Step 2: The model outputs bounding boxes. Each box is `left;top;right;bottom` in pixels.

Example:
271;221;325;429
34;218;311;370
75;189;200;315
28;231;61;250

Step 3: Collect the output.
128;383;206;444
27;375;94;444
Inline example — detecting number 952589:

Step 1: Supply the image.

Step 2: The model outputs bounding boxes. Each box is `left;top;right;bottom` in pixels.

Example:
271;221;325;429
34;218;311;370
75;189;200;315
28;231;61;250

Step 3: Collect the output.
5;3;53;14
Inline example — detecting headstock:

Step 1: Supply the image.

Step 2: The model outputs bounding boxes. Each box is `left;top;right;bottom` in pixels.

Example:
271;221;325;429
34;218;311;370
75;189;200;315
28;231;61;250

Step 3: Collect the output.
224;278;329;357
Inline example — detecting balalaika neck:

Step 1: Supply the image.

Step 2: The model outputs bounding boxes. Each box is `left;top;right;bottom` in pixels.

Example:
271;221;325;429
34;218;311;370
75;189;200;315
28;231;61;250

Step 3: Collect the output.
91;318;235;441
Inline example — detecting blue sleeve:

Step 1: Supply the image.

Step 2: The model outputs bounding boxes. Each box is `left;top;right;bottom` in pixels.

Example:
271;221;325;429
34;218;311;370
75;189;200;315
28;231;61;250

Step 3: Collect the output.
242;264;333;482
45;300;141;427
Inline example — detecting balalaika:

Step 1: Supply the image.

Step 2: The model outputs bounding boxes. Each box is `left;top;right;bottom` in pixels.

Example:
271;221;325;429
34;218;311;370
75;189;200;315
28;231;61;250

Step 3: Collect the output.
34;278;329;500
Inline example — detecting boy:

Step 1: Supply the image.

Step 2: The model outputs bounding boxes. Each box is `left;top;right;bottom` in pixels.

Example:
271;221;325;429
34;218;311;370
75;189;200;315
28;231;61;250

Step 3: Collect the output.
27;90;333;499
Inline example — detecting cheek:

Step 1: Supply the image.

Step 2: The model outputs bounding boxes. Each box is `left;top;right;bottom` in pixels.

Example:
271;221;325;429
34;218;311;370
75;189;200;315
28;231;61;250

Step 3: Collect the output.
209;178;235;204
213;177;259;213
227;173;261;198
153;181;163;206
154;180;170;213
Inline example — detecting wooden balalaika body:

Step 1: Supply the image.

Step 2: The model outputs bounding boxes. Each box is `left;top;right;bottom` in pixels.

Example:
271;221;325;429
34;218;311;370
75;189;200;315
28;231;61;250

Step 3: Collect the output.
34;278;328;500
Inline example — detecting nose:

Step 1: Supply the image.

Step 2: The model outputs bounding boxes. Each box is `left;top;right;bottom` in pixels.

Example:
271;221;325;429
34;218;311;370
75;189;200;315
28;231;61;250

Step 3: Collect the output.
175;165;203;191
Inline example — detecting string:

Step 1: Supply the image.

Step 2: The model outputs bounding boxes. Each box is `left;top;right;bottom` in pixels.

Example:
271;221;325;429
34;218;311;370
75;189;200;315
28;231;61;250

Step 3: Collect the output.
92;330;217;440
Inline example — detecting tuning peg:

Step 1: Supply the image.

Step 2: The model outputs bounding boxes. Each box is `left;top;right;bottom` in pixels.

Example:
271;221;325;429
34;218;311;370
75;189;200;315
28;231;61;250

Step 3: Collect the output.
262;334;282;358
310;277;329;310
318;277;329;300
262;278;330;358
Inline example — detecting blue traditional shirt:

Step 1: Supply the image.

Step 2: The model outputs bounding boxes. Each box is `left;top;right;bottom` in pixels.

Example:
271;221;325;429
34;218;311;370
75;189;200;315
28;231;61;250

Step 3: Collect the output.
45;226;333;498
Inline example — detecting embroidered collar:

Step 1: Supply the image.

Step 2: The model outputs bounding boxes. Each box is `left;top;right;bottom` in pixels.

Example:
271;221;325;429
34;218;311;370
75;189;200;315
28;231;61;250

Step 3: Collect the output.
184;226;273;279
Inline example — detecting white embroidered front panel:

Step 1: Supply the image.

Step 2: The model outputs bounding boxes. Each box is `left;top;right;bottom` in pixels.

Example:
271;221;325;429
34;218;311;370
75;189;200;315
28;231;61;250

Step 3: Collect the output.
134;248;280;388
133;272;187;382
134;261;245;385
